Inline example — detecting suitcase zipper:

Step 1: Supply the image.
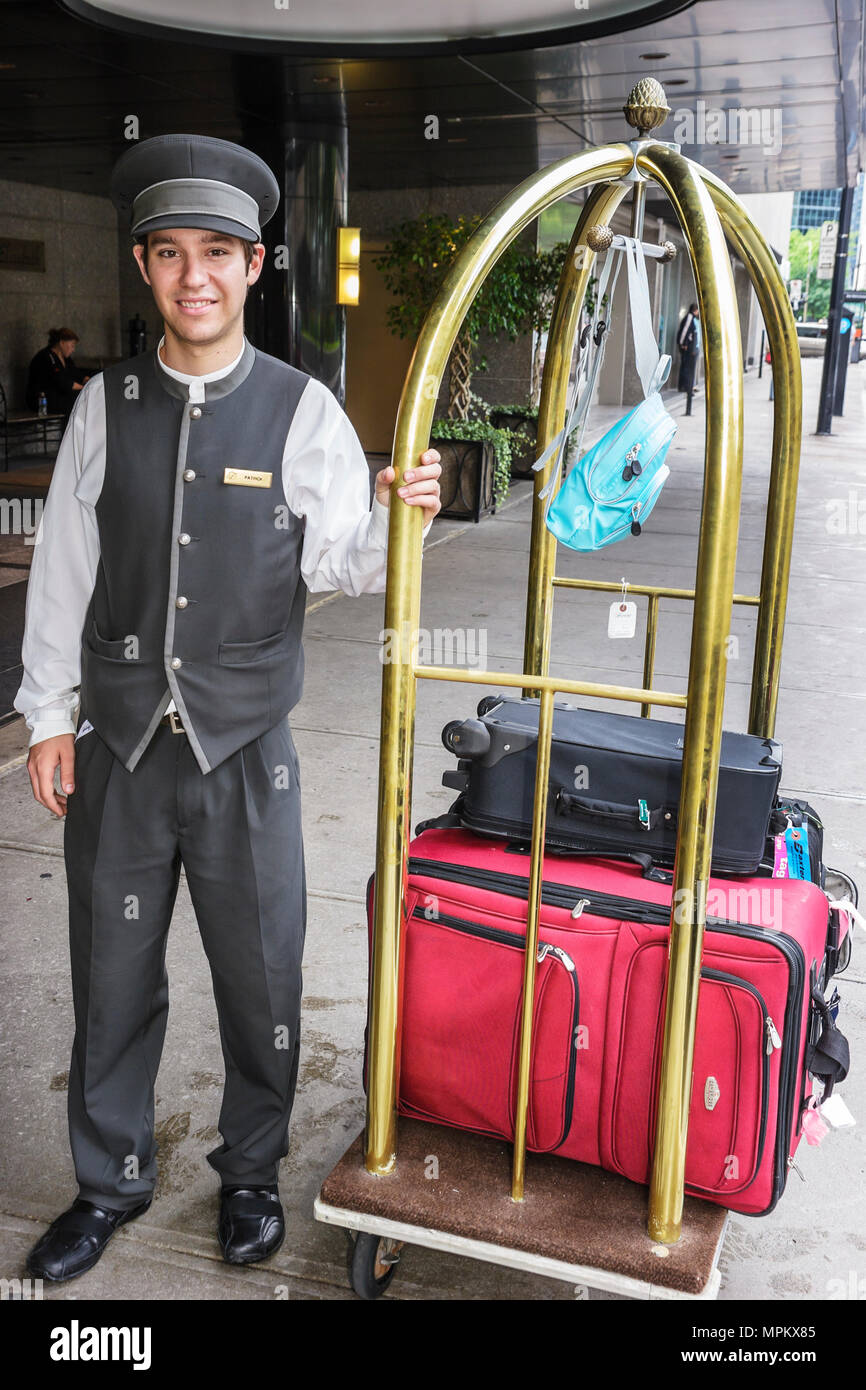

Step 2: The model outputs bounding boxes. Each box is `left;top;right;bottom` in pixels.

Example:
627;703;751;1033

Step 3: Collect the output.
457;807;766;875
409;905;579;1150
697;968;773;1193
410;857;675;925
409;855;805;1210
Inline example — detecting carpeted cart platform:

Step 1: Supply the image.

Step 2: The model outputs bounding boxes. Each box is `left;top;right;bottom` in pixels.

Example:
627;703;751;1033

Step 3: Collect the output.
316;1118;728;1300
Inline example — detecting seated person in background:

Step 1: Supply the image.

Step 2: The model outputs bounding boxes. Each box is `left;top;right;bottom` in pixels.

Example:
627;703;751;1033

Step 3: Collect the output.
25;329;90;417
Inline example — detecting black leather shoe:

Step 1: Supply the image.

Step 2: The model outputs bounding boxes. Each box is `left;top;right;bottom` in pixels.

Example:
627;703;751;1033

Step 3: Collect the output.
218;1187;285;1265
26;1197;152;1283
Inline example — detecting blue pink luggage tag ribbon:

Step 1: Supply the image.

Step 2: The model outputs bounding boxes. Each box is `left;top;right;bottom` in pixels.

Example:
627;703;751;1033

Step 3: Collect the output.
770;821;812;879
785;823;812;880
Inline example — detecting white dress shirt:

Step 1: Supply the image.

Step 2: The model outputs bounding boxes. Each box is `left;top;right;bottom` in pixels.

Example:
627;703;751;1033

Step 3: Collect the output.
15;338;430;745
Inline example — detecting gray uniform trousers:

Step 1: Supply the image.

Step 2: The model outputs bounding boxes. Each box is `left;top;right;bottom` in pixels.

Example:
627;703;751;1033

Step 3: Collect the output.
62;714;306;1211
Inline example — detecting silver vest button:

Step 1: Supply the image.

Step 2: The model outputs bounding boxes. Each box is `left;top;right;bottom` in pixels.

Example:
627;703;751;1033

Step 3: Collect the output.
170;657;182;670
183;469;196;482
175;596;188;609
190;406;202;420
178;532;191;546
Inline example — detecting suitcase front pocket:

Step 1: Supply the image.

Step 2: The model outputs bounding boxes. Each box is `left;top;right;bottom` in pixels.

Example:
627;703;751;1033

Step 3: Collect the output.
400;905;579;1152
611;947;774;1197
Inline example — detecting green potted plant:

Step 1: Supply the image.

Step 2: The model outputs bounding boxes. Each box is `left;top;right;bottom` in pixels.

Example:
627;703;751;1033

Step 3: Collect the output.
485;401;539;479
374;213;535;518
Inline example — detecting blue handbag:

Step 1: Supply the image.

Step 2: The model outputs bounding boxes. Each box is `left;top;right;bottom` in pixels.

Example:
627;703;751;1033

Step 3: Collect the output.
533;236;677;551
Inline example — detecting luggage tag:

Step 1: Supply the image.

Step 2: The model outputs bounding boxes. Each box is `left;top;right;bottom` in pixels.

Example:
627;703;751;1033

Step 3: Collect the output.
771;833;789;877
820;1093;856;1129
608;578;637;639
785;821;811;880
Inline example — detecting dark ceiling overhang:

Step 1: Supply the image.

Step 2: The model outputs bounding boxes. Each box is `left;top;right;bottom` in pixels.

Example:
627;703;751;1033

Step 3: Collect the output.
0;0;862;203
57;0;699;59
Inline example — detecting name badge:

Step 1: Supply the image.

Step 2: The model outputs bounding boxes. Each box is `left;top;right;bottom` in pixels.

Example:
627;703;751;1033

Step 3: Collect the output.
223;467;272;488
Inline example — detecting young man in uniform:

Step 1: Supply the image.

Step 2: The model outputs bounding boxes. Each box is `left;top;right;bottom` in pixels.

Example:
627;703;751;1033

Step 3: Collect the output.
15;134;441;1282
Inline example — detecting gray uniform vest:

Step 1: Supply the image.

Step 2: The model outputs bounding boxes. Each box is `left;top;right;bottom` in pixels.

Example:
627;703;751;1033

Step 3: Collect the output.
80;342;311;774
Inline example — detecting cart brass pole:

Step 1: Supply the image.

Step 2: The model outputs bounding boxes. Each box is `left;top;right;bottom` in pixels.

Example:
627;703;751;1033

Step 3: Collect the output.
641;593;659;716
365;146;640;1176
552;577;759;606
635;145;745;1243
511;686;556;1200
414;664;686;709
524;180;630;688
630;179;647;242
701;173;803;740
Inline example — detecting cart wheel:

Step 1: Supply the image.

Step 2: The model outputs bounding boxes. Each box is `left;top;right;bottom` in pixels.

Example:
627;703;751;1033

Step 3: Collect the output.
345;1231;403;1299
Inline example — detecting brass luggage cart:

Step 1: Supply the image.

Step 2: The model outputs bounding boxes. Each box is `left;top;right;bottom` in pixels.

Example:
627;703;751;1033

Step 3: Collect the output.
314;81;801;1300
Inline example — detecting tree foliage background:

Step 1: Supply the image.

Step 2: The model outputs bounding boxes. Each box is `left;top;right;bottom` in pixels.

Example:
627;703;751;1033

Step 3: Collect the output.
788;228;831;322
374;214;578;416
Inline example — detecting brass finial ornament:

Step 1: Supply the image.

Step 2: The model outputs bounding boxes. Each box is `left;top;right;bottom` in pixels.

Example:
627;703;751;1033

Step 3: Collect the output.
585;224;613;253
623;77;670;137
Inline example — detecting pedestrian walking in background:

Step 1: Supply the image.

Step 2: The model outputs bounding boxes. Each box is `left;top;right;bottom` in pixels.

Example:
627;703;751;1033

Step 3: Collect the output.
676;302;701;396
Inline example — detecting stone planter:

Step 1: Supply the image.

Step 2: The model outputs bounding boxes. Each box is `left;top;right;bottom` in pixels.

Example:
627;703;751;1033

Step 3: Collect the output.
432;436;497;521
489;410;537;479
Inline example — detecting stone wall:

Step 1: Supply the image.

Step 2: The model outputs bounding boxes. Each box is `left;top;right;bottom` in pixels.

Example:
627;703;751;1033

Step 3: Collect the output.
0;179;120;411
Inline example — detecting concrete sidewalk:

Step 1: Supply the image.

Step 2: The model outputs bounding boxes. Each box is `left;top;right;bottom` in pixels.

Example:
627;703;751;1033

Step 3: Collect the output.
1;357;863;1301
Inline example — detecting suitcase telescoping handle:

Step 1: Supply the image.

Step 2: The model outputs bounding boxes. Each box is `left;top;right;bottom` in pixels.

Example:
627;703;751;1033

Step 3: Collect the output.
556;790;672;832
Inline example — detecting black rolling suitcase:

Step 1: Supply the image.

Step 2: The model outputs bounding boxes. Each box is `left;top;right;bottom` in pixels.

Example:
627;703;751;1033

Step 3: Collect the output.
440;695;782;875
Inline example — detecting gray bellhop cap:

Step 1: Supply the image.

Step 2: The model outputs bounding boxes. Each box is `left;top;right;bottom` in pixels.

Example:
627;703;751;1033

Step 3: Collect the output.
110;134;280;241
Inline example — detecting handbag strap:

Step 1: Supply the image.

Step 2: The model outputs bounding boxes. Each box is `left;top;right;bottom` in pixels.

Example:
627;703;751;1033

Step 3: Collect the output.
531;248;624;522
621;235;671;398
566;259;623;473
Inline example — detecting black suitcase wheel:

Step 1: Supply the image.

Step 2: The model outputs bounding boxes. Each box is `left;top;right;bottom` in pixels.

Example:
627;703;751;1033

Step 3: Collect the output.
476;695;501;718
345;1231;403;1300
441;718;491;758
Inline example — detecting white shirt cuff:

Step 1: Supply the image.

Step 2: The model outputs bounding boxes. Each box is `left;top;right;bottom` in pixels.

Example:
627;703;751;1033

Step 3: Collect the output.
370;495;390;545
371;496;434;542
28;716;78;745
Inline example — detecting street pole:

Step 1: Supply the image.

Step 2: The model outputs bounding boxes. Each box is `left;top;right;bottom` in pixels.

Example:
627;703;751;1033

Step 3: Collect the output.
816;186;855;434
803;241;812;321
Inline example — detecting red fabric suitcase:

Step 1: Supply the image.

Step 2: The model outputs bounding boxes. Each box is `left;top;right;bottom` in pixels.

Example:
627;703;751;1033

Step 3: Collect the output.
366;826;848;1216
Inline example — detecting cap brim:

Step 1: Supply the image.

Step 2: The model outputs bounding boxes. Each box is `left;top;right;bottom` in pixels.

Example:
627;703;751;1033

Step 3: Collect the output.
132;212;260;241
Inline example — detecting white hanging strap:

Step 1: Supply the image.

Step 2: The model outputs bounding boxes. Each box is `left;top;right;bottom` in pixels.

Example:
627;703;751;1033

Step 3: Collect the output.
620;235;671;399
568;253;624;467
826;897;866;936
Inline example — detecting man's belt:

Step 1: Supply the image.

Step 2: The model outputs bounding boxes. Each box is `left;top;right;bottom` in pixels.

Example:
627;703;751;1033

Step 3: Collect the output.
160;710;186;734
